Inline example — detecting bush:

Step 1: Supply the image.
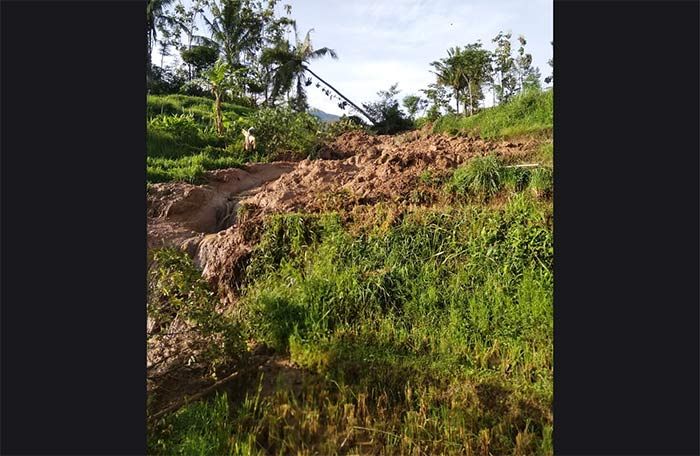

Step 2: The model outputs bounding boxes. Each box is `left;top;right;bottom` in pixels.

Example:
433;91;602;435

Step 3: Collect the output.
178;80;211;98
447;155;504;199
363;83;414;135
245;107;324;159
529;166;553;198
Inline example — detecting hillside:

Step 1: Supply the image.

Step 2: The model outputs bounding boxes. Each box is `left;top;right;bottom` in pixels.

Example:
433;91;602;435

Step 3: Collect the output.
309;107;341;123
147;89;553;455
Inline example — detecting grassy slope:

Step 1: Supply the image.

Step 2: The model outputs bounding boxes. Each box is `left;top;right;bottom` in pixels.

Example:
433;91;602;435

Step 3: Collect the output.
148;90;554;455
433;89;553;140
147;95;254;184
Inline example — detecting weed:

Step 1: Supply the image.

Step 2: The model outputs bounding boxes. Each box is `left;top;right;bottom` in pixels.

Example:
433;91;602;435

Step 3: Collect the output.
447;155;504;200
529;167;553;199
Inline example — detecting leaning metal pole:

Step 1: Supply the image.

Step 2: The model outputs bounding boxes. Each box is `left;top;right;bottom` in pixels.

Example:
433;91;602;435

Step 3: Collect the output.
302;65;378;125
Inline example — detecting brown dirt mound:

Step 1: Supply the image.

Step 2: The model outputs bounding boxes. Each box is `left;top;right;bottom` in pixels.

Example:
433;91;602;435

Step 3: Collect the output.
240;129;536;214
147;130;541;304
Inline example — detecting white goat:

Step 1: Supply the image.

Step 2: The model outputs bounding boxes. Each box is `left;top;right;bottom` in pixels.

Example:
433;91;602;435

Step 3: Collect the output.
242;127;256;152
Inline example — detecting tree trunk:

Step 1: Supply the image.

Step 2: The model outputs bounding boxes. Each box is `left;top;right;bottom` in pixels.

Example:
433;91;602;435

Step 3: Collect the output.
302;66;378;125
467;81;473;116
214;92;223;136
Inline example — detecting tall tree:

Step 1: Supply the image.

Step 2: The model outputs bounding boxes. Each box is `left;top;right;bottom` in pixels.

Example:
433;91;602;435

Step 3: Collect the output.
430;46;468;114
402;95;428;120
264;26;337;111
491;31;517;104
460;42;492;115
147;0;176;87
203;0;267;69
421;82;450;120
515;35;540;92
431;43;491;115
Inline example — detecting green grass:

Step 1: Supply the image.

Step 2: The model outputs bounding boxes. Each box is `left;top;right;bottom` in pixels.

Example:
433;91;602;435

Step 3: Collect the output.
240;193;551;453
446;155;504;199
146;96;333;184
148;190;553;454
148;393;235;456
434;89;553;139
147;94;253;125
146;95;255;183
147;147;248;184
446;155;553;203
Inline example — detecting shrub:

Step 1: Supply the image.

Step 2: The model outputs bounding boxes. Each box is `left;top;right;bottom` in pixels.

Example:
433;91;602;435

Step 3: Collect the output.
447;155;504;199
246;107;324;159
148;113;203;146
362;83;414;135
529;166;553;199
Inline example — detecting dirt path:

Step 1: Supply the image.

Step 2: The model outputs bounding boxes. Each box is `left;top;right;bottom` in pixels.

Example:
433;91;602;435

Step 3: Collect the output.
147;162;295;250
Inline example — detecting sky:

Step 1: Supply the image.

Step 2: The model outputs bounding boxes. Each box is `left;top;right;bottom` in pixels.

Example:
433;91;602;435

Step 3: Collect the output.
154;0;552;118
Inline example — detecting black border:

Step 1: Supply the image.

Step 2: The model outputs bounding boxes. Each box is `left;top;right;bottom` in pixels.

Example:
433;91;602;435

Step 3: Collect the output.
554;1;699;454
0;0;698;454
1;1;146;454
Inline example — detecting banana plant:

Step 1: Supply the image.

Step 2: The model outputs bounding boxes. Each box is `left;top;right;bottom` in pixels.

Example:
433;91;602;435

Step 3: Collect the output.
206;59;231;136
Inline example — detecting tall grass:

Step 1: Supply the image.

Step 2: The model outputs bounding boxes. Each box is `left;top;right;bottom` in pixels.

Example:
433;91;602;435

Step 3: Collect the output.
239;194;550;453
149;190;553;454
434;89;553;139
446;155;553;202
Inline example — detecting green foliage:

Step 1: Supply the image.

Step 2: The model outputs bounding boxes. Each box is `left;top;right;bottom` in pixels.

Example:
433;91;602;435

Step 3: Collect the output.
247;107;324;159
502;166;531;193
402;94;428;120
147;95;257;182
147;248;246;374
180;45;219;77
434;88;553;139
528;166;553;199
147;94;253;125
421;82;451;120
148;113;206;148
227;194;551;453
148;393;234;456
147;147;245;184
363;83;414;135
431;43;492;115
447;155;504;199
149;187;553;454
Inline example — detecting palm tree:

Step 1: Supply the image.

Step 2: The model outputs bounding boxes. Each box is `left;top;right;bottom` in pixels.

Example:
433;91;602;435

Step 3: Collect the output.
203;0;266;69
264;26;337;111
147;0;176;68
431;44;492;116
430;47;468;115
